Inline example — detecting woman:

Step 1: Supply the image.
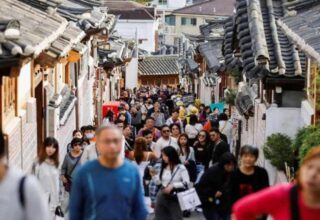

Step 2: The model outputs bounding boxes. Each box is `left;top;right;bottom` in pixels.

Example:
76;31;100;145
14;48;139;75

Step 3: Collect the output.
185;114;203;146
170;123;181;139
129;137;157;178
32;137;60;219
233;146;320;220
230;145;269;206
151;102;166;129
178;134;195;163
152;146;190;220
178;134;197;185
61;138;83;193
196;152;236;220
117;113;128;125
193;130;211;183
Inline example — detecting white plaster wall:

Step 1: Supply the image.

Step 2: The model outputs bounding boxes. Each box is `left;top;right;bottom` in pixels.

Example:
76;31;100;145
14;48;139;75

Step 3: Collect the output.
300;100;314;127
18;62;31;109
152;0;187;10
125;58;139;90
198;77;213;106
265;105;302;138
78;74;94;127
115;20;157;52
56;63;64;94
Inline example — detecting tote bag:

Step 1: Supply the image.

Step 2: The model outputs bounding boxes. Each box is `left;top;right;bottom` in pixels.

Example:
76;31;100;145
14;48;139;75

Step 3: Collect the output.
177;187;201;211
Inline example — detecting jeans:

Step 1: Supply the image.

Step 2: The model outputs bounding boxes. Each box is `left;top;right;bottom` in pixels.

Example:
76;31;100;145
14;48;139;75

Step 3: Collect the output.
202;208;230;220
195;164;205;184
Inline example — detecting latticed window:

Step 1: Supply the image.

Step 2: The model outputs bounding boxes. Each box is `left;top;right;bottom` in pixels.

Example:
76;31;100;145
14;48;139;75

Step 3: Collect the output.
2;76;16;116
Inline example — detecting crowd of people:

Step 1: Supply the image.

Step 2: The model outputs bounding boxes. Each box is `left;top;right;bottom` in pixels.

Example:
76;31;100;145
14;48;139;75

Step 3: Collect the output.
0;86;320;220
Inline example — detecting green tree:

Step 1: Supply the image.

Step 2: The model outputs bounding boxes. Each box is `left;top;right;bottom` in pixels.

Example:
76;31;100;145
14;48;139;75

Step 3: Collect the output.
263;133;294;171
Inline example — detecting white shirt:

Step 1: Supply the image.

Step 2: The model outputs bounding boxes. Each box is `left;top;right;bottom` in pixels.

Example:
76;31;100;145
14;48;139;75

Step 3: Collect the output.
154;137;179;157
33;160;60;214
0;167;48;220
185;123;203;139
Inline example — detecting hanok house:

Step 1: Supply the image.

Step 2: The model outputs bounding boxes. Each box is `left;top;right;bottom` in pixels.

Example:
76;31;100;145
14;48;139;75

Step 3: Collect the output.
277;1;320;125
223;0;309;183
0;0;67;170
31;0;116;157
138;55;180;87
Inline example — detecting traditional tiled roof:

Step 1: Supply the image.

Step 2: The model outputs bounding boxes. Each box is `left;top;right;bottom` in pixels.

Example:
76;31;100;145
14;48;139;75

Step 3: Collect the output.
104;1;155;20
223;0;307;79
138;56;179;76
277;4;320;64
172;0;235;17
18;0;62;12
284;0;320;13
47;22;86;58
198;38;224;73
0;0;67;65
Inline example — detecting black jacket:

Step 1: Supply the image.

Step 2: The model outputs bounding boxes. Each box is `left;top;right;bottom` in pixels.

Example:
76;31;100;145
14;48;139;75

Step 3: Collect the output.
196;163;232;212
210;140;229;164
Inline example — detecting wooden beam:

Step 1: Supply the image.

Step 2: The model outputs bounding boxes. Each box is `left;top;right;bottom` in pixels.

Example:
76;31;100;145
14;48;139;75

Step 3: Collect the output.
68;50;81;63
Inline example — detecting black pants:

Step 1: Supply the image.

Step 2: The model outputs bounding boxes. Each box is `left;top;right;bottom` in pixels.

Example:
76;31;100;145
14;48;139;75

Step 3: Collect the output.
154;191;183;220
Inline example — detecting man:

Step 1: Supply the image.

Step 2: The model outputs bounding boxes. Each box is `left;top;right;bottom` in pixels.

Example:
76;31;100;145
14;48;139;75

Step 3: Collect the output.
83;125;96;144
166;108;184;132
209;128;229;165
142;129;156;152
123;124;134;151
154;125;179;157
82;120;126;164
0;131;48;220
70;125;147;220
137;117;161;141
196;152;236;220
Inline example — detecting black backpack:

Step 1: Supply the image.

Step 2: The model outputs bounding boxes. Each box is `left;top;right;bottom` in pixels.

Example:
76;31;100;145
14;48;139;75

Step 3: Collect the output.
19;176;27;208
290;185;300;220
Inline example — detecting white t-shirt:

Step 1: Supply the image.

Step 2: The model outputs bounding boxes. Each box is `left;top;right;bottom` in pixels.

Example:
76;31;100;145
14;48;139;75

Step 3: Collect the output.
154;137;179;157
185;123;203;139
0;167;48;220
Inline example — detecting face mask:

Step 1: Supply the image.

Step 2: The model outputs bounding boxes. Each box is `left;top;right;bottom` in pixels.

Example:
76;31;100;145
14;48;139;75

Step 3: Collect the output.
86;133;94;140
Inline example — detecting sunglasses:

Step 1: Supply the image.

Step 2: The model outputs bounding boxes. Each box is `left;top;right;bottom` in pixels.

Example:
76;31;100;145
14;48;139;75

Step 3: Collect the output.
198;134;206;137
162;130;170;133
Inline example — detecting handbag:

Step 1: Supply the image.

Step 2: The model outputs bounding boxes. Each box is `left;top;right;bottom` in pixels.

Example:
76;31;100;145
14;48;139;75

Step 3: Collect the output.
63;153;82;192
177;188;201;211
54;206;64;220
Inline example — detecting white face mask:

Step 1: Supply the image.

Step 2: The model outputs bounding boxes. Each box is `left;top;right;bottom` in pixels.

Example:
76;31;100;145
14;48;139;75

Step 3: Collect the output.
86;133;94;140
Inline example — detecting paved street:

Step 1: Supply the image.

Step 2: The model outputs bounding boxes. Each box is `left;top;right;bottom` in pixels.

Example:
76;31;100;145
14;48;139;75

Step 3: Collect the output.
148;212;205;220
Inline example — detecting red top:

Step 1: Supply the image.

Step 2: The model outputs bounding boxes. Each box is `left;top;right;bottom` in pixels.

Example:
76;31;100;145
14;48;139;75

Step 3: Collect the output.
233;184;320;220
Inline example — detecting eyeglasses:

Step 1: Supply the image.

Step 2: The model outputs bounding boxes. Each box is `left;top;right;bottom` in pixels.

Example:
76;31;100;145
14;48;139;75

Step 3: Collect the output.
162;130;170;133
198;134;206;138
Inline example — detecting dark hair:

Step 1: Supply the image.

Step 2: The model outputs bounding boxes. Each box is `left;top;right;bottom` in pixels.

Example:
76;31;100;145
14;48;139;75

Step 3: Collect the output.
218;113;228;121
195;130;210;145
170;123;181;133
210;127;221;135
82;137;90;145
210;120;220;129
142;129;152;137
80;126;87;133
123;124;131;130
213;107;219;111
240;145;259;159
178;134;190;157
161;125;170;132
0;130;5;158
83;125;95;132
160;146;181;180
115;119;124;125
145;116;155;122
219;152;236;167
105;110;114;122
189;114;198;125
39;137;59;167
72;129;82;137
71;138;83;148
172;108;180;114
134;137;148;164
117;113;128;124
